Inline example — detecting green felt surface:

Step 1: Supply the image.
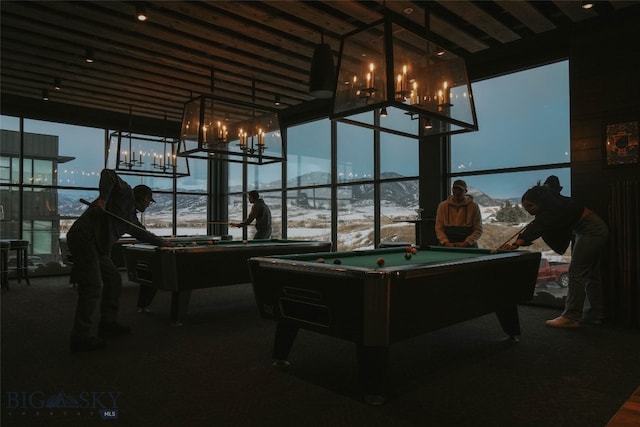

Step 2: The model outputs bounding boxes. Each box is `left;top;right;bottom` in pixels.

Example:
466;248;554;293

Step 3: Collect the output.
287;247;491;269
172;239;322;248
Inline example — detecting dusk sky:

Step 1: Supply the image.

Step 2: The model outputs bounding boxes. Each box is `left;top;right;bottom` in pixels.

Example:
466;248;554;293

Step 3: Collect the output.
3;61;570;201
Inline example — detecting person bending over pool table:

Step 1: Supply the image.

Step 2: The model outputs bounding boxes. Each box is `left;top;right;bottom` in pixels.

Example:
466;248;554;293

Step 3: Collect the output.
501;183;609;328
67;169;171;352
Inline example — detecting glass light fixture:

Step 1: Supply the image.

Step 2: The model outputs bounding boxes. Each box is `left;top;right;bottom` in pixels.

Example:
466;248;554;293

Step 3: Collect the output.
331;14;478;139
177;92;284;165
109;132;190;178
109;112;190;178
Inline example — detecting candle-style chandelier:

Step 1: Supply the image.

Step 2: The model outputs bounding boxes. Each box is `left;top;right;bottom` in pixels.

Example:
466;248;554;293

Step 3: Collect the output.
330;13;478;139
177;76;284;165
109;110;190;178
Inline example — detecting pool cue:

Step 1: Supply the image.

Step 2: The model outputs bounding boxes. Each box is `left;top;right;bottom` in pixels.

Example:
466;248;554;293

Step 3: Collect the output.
492;223;531;253
207;221;233;224
79;198;149;234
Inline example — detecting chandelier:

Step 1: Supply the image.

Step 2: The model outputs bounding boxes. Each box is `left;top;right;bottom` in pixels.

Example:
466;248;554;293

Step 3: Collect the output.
109;112;190;178
177;80;284;165
330;14;478;139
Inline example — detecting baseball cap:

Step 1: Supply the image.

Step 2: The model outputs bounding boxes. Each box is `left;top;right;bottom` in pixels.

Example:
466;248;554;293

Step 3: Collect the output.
133;185;156;203
452;179;468;191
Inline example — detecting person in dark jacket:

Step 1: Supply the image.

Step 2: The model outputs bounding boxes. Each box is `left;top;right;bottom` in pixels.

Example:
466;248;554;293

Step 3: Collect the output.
230;190;272;239
67;169;170;352
501;184;608;328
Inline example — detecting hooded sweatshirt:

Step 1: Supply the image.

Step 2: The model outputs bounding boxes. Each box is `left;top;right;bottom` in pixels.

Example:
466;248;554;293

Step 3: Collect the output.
435;194;483;246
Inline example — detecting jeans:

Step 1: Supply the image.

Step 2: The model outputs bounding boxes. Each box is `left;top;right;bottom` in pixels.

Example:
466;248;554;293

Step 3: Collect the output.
67;228;122;337
562;212;609;320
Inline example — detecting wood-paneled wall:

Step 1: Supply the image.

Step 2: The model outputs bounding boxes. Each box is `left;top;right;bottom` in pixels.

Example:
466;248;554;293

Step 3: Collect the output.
569;14;640;328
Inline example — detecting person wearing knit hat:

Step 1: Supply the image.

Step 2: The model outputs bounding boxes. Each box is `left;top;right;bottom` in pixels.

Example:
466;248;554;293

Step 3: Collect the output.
435;179;483;248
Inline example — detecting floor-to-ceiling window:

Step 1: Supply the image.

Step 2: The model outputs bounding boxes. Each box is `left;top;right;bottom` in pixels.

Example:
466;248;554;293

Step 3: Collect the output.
1;60;570;284
0;116;209;277
449;60;571;307
285;114;420;251
286;119;332;243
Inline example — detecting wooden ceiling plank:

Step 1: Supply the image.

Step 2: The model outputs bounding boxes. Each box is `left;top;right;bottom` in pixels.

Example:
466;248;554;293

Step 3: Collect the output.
47;1;313;83
436;0;521;43
0;6;313;105
370;0;489;53
495;1;557;33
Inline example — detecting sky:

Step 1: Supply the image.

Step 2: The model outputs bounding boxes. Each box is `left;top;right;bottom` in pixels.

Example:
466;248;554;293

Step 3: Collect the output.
1;61;570;201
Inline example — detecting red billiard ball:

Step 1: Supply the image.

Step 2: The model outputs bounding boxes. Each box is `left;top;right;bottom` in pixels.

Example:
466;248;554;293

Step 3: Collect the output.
405;253;412;260
317;258;325;263
411;247;418;254
406;246;413;253
376;257;385;266
207;240;213;245
333;259;342;264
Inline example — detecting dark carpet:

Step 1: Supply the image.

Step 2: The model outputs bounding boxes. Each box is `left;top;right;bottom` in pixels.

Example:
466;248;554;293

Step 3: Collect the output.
2;274;639;427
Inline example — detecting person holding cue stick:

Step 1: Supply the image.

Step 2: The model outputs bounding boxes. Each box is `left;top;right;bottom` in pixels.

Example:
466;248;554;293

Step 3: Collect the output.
500;182;609;328
230;190;272;240
490;223;531;254
67;169;172;352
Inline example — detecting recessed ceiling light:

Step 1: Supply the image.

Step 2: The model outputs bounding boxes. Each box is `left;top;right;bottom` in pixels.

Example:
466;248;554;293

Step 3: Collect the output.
136;5;147;21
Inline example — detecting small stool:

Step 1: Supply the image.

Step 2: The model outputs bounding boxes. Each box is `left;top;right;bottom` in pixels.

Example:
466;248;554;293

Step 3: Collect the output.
9;240;30;287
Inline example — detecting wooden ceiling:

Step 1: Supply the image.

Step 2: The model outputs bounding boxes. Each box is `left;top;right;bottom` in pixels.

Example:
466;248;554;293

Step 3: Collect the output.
2;0;639;128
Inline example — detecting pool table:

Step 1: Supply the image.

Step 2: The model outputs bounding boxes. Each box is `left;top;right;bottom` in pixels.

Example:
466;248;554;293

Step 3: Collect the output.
248;245;541;404
123;239;332;324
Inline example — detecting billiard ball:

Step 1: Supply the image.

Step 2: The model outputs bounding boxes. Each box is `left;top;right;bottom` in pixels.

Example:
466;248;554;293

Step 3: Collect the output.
191;241;198;246
410;247;418;254
376;257;385;266
333;259;342;264
404;253;412;260
490;248;498;254
317;258;325;263
242;240;248;244
406;246;413;252
207;240;213;245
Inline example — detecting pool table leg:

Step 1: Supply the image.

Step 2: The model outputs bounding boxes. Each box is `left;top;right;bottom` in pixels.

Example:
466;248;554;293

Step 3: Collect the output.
356;344;389;405
170;290;191;326
272;322;298;364
137;284;157;308
495;304;521;339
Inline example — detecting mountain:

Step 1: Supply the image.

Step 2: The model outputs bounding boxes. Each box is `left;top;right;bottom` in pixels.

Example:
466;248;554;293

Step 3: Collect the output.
57;172;506;216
